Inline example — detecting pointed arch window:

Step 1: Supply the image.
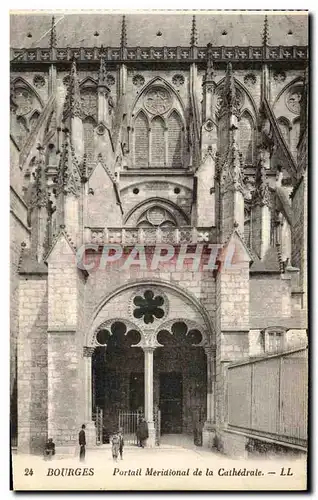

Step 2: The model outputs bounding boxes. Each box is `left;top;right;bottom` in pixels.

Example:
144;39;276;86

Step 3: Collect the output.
278;117;291;147
83;116;96;162
81;88;98;122
238;111;254;165
151;116;165;168
134;111;149;168
167;111;182;168
132;84;185;169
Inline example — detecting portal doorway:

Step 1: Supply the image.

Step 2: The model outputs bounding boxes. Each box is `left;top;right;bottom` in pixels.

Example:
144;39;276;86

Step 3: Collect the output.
154;321;207;436
92;321;142;443
160;372;183;434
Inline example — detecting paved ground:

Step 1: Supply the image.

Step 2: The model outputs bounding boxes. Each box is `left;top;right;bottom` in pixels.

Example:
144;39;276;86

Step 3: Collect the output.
12;440;307;491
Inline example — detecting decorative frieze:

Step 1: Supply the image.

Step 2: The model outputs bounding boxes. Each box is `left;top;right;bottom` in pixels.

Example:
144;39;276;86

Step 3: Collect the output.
10;45;308;64
84;226;216;245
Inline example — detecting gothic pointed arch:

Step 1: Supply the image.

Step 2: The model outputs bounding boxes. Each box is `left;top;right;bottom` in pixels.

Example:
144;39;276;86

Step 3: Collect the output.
123;197;190;227
80;83;98;122
151;115;166;168
46;142;58;166
273;76;304;107
130;76;186;169
12;77;44;109
134;110;149;168
83;116;97;163
87;278;216;347
130;76;186;118
12;78;43;144
80;76;98;88
238;109;255;165
215;76;258;119
167;110;183;168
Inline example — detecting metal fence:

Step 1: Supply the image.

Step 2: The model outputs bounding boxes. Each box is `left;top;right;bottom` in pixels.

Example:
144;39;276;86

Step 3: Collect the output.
227;347;308;448
118;411;141;445
118;409;161;446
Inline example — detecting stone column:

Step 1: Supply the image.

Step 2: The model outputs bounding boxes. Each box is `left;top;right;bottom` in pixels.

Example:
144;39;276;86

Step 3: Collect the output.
143;346;156;448
83;347;97;447
202;346;216;448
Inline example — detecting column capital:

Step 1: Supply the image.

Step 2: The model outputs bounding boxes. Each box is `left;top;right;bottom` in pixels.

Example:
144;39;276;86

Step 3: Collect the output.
138;328;161;351
142;346;156;353
204;344;216;357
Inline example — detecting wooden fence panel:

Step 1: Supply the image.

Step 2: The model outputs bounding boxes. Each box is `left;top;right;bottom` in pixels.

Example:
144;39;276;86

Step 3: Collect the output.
227;347;308;447
280;351;308;440
252;358;280;434
228;364;252;428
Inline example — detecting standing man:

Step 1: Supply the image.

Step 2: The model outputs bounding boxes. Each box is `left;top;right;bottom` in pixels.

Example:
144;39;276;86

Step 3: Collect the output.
136;417;148;448
79;424;86;462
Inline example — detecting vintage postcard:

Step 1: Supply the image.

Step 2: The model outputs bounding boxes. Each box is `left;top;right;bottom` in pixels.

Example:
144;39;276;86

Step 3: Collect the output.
10;9;308;491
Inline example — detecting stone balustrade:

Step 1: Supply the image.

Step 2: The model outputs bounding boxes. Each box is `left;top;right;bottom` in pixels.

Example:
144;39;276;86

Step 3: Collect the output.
85;226;217;245
11;45;308;64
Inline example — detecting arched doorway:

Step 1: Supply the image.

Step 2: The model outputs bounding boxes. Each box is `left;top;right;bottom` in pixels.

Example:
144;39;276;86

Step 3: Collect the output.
154;321;207;436
86;282;216;447
92;321;142;443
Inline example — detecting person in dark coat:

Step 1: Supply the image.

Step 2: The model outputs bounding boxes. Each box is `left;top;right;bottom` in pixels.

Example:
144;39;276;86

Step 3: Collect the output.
44;438;55;460
79;424;86;462
136;417;148;448
111;432;120;462
118;428;124;460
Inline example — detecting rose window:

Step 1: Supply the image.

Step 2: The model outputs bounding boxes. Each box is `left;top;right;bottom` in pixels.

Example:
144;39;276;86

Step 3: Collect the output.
172;74;185;87
144;86;172;115
133;290;165;324
14;88;33;116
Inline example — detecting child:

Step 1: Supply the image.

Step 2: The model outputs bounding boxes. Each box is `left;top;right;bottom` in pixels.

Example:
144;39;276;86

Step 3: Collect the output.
118;428;124;460
111;432;120;462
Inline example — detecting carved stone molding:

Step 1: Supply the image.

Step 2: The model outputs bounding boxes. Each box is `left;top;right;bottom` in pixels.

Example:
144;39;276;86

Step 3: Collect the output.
83;346;95;357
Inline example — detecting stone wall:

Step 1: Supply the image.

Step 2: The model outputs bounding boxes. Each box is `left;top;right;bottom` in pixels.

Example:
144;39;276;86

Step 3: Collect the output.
250;274;292;322
83;248;216;342
10;187;30;443
18;276;48;453
48;331;80;446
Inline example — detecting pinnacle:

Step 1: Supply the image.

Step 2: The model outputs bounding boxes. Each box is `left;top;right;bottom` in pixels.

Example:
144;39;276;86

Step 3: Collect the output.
253;152;271;206
204;43;214;82
62;58;82;122
190;15;198;47
222;61;237;113
50;15;57;49
98;55;108;87
121;15;127;48
262;15;269;47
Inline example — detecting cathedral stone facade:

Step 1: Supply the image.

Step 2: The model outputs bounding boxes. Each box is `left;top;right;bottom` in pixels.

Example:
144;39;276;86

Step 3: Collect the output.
10;12;308;454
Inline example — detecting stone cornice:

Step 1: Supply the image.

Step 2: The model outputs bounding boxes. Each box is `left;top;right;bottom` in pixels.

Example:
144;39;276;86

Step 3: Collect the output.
10;45;308;65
